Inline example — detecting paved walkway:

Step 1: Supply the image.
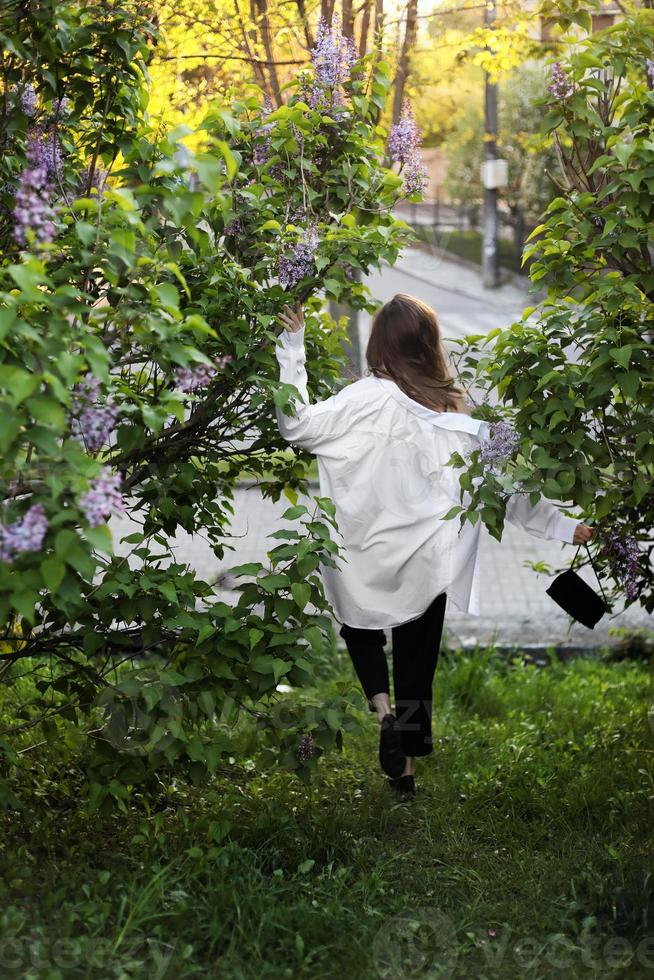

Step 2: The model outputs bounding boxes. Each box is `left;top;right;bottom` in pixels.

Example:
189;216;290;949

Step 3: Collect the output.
111;248;651;650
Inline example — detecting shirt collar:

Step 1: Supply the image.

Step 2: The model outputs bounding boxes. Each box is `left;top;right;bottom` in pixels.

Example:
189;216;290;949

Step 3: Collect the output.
373;376;489;438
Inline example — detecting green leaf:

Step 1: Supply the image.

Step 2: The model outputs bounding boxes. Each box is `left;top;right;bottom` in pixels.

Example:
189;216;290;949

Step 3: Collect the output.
291;582;311;611
249;627;265;649
40;557;65;591
229;562;263;577
281;505;308;520
609;346;632;370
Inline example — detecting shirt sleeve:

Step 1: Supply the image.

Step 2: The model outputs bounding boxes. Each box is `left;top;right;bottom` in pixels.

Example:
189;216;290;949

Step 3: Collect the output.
274;325;354;453
505;492;579;544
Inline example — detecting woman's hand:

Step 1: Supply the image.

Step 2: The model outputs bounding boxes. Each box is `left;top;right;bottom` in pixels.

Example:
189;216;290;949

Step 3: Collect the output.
278;302;304;334
573;523;594;545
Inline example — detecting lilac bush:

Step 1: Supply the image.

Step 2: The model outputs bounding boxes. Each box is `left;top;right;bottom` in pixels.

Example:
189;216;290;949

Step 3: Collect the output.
0;5;410;802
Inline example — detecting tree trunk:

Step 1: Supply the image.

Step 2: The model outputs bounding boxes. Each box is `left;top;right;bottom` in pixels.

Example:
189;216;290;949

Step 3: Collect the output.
391;0;418;124
358;0;373;56
321;0;336;25
295;0;314;49
234;0;269;96
252;0;283;106
342;0;354;38
373;0;384;56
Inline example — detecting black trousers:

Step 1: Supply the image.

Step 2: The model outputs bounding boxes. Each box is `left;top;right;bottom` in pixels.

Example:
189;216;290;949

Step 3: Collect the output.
339;592;447;758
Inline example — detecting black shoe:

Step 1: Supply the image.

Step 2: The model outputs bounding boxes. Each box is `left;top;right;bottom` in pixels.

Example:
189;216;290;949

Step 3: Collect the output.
379;713;406;778
388;774;416;797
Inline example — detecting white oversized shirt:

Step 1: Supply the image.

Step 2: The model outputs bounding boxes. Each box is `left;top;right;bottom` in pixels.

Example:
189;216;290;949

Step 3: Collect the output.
275;326;579;629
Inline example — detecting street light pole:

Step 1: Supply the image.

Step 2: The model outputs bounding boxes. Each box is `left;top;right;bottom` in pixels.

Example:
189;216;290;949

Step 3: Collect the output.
482;0;500;289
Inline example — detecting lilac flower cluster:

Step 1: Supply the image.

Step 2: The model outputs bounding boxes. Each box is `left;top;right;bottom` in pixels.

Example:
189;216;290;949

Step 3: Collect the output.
478;421;521;465
71;375;118;452
174;356;232;394
80;468;126;527
52;96;70;117
600;529;641;601
27;131;62;183
296;732;315;762
278;225;319;287
546;62;573;100
307;17;356;109
0;504;48;563
13;137;58;246
253;98;274;167
388;102;428;196
19;84;37;117
224;217;243;236
404;156;428;196
388;103;422;166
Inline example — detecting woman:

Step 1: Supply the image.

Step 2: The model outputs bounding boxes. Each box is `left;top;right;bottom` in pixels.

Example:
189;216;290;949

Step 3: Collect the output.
275;293;593;797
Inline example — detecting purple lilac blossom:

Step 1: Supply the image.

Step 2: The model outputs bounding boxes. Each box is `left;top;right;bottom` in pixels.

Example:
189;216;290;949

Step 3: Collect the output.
546;62;573;100
404;154;428;196
278;225;319;287
646;59;654;88
388;103;422;166
478;421;521;464
71;376;118;452
175;356;232;393
13;145;57;246
52;96;70;117
0;504;48;563
254;98;274;166
19;84;37;117
224;218;242;236
308;17;356;109
27;131;62;183
296;733;315;761
80;468;126;527
388;102;427;196
600;529;641;601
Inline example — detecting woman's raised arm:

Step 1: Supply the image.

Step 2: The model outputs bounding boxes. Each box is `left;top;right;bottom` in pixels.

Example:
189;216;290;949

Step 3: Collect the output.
274;304;357;453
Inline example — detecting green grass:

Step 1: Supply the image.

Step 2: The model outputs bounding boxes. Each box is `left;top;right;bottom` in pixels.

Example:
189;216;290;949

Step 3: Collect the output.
414;226;525;274
1;645;653;979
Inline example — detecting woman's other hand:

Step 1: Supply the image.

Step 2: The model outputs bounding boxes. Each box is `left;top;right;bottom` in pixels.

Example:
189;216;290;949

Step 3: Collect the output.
573;523;594;545
278;301;304;334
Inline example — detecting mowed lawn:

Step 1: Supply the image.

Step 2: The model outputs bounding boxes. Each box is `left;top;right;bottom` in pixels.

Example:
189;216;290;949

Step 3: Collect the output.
1;642;653;979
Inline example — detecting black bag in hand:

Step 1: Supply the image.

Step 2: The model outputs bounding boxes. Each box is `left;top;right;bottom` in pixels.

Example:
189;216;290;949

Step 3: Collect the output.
546;542;609;629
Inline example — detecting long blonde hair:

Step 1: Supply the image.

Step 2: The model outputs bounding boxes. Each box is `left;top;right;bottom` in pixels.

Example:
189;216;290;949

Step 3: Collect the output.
365;293;466;413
